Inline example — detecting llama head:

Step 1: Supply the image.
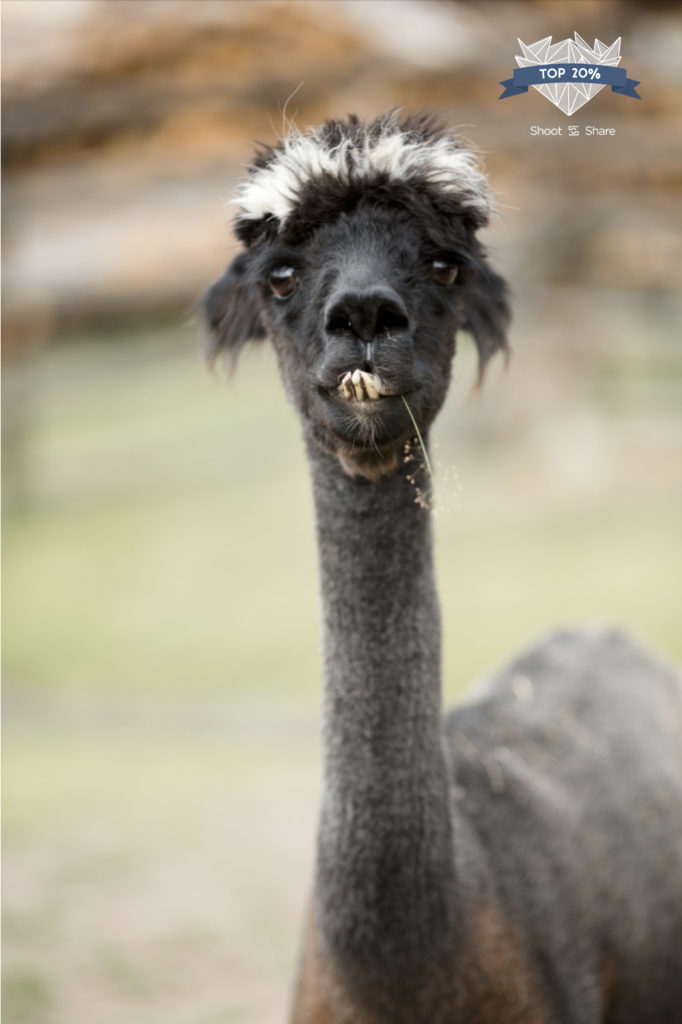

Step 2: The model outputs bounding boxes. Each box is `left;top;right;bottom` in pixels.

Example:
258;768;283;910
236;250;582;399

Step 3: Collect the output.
203;111;510;479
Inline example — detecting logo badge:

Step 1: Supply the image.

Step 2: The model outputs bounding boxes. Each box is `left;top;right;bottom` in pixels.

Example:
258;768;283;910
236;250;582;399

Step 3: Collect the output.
499;33;640;115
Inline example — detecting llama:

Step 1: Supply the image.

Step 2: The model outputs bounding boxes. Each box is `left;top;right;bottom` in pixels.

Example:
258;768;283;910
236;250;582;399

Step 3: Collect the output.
203;111;682;1023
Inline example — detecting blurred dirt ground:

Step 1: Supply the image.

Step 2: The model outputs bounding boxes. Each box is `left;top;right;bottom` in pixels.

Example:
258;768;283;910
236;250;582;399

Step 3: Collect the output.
4;693;319;1024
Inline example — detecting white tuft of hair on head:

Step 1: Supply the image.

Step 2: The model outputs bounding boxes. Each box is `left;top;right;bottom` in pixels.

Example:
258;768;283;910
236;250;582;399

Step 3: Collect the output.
233;117;491;229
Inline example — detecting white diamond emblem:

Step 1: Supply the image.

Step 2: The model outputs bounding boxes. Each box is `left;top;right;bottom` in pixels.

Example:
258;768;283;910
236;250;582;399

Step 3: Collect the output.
516;33;622;115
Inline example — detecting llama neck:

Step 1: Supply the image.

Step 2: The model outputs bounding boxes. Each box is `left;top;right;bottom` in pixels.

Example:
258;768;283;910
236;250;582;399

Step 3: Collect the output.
308;442;457;973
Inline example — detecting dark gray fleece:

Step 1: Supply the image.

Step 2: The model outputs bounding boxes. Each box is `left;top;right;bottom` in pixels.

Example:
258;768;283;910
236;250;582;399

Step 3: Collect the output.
202;111;682;1023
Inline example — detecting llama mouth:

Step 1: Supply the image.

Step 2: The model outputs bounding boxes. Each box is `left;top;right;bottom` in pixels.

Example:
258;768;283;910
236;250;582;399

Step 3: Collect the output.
337;369;389;403
324;371;418;448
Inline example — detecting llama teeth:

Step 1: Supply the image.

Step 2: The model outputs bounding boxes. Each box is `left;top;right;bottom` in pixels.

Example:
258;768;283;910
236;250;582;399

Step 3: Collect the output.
339;372;354;399
363;374;380;400
338;369;381;401
355;369;379;401
351;369;362;396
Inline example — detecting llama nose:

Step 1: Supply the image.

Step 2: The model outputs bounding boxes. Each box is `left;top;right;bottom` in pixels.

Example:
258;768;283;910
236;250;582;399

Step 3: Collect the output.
325;287;410;344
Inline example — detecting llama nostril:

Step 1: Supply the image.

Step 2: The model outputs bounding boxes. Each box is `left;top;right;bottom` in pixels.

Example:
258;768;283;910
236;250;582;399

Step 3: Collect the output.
326;312;354;335
376;307;409;335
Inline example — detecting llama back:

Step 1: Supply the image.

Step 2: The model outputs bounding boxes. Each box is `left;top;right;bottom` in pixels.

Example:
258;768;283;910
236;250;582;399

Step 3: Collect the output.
445;627;682;1022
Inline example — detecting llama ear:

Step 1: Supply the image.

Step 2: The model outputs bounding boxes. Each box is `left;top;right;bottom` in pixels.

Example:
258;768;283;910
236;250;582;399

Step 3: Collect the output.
461;256;511;380
201;252;266;367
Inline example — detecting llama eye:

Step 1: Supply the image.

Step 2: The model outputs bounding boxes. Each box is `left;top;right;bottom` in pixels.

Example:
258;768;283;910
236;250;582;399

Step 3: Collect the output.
268;266;298;299
430;260;459;287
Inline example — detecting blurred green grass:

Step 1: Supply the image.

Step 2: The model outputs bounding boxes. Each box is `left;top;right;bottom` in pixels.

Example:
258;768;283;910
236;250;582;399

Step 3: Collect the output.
3;324;681;701
4;319;679;704
3;327;318;697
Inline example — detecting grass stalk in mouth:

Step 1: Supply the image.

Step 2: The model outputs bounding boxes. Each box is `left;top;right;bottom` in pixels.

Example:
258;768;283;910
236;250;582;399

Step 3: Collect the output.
401;394;435;488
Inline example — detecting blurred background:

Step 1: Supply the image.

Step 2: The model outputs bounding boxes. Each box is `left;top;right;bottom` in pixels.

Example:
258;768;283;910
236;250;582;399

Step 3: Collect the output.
2;1;681;1022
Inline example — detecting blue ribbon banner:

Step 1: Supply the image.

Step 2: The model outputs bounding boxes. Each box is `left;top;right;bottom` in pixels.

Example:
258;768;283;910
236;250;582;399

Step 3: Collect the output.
499;64;640;100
